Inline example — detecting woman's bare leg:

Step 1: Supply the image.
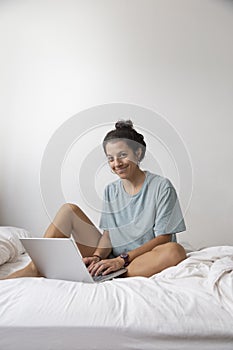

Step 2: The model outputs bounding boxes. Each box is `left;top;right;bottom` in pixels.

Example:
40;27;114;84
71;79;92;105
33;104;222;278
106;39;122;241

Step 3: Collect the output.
126;242;186;277
44;203;102;256
3;203;102;279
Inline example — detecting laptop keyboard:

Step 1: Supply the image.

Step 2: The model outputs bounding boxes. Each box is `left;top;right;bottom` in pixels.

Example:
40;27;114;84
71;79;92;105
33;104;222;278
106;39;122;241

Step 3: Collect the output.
93;274;106;282
92;268;127;282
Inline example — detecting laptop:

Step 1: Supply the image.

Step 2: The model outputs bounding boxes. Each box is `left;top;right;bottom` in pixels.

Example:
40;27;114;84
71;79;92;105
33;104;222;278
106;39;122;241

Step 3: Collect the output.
19;238;127;283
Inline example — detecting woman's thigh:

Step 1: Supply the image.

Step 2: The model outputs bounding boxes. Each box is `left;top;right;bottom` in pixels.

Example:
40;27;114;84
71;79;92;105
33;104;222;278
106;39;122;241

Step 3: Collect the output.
126;242;186;277
45;203;102;257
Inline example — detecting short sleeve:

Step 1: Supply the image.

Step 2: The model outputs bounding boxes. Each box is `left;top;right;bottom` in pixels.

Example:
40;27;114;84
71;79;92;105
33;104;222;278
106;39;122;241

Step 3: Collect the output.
154;185;186;236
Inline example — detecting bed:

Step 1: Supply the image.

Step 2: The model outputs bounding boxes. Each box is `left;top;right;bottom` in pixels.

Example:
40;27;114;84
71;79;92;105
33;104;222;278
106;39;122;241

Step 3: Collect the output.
0;227;233;350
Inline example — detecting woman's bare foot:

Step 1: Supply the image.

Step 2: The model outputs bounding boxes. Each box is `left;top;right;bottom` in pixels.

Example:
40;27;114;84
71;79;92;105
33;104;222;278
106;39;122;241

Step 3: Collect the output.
1;261;43;280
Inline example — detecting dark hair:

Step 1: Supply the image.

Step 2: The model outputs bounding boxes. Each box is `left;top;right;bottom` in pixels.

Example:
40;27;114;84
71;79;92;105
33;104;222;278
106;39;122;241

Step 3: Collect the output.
103;119;146;161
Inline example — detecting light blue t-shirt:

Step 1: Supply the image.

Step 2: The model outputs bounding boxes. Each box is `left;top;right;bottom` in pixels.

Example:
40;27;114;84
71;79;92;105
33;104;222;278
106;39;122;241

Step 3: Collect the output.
99;171;186;257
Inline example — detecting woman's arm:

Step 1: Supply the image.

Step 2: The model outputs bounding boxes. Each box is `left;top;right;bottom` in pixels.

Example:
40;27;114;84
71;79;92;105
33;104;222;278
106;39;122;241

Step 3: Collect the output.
122;233;172;265
90;233;172;276
82;230;112;268
92;230;112;259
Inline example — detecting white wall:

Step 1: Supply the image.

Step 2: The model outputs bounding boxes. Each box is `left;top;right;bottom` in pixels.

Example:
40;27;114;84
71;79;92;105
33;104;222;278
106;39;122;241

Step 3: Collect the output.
0;0;233;249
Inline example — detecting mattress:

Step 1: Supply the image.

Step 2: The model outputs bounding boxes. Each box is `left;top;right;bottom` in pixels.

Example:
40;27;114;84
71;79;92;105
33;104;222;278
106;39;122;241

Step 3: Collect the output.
0;246;233;350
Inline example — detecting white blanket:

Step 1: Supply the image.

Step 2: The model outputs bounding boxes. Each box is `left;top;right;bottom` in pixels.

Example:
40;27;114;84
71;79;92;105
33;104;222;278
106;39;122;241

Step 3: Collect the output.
0;245;233;350
151;246;233;316
0;227;31;265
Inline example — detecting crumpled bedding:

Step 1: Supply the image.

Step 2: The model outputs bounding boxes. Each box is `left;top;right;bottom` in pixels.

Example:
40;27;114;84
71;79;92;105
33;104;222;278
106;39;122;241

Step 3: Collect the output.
0;245;233;350
151;245;233;316
0;227;31;265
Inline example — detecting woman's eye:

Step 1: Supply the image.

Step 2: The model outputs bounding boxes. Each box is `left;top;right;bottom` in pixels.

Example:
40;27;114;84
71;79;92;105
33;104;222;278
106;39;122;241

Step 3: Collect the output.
107;153;127;162
119;153;127;158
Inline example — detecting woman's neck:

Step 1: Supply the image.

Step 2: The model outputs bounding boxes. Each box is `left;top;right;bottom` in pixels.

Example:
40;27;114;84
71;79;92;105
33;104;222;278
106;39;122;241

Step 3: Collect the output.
122;169;146;195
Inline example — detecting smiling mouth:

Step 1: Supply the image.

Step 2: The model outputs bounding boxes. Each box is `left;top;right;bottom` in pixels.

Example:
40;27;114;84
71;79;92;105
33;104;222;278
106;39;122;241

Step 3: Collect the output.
115;167;128;173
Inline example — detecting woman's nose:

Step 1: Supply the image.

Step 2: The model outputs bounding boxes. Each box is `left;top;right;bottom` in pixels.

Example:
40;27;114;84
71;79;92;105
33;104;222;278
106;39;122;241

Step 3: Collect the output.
113;157;122;167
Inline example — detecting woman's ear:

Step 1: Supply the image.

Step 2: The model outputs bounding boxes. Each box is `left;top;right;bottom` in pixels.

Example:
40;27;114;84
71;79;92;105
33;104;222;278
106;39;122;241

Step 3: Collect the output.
135;148;142;161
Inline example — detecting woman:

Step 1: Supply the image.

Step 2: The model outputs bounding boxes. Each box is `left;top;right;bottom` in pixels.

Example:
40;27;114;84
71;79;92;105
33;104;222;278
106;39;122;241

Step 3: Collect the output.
6;120;186;279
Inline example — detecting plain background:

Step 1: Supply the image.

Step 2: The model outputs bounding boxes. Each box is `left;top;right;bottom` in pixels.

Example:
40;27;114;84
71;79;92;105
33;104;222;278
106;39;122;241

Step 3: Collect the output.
0;0;232;250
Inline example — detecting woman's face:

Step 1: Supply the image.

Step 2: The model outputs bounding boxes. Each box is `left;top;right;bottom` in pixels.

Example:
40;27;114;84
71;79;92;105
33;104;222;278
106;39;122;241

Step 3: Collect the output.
105;140;140;179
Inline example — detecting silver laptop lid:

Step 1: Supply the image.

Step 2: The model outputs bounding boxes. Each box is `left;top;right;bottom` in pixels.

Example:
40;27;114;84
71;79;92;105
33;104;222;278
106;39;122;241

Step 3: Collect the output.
20;238;94;283
20;238;127;283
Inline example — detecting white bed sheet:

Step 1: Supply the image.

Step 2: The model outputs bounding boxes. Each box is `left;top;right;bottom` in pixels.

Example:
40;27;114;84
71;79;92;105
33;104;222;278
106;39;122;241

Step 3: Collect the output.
0;246;233;350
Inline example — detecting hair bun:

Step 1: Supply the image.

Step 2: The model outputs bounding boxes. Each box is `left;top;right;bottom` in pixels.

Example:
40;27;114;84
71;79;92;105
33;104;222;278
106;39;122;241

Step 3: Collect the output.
115;119;133;130
138;133;144;141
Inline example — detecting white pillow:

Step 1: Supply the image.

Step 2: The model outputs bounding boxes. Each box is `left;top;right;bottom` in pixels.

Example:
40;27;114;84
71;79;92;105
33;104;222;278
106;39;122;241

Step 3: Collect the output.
0;226;32;266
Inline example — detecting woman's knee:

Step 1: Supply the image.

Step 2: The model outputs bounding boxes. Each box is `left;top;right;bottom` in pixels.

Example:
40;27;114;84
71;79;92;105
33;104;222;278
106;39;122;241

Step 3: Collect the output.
153;242;186;263
165;242;186;264
59;203;86;221
61;203;80;213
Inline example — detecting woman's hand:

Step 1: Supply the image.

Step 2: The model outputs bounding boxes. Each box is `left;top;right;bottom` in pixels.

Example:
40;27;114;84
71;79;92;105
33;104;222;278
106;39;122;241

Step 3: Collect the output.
88;257;125;276
82;256;101;271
